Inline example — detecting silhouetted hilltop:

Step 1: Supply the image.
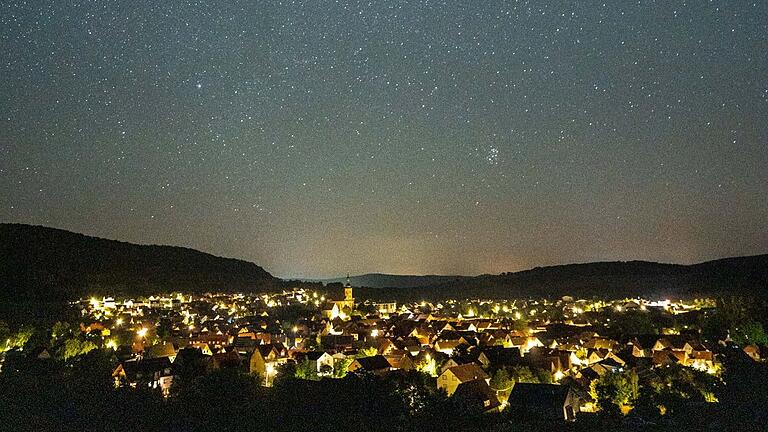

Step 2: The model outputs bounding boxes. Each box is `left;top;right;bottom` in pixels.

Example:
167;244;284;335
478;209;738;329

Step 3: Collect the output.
315;273;470;289
0;224;279;301
2;224;766;303
352;256;768;301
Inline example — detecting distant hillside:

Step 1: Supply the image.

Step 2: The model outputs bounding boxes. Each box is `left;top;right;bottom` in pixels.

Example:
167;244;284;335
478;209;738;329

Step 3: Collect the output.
2;223;766;303
353;256;768;301
0;224;279;301
316;273;470;289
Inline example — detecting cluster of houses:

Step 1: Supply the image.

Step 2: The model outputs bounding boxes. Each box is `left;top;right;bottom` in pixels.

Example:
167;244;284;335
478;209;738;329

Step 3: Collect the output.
77;288;729;421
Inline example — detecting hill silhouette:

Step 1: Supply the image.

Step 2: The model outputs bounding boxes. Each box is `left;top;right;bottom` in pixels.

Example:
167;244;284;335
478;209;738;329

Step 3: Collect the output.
351;256;768;301
315;273;470;289
1;224;766;302
0;224;279;301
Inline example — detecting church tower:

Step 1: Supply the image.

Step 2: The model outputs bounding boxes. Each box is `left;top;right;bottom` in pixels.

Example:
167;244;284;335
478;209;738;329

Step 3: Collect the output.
344;273;353;301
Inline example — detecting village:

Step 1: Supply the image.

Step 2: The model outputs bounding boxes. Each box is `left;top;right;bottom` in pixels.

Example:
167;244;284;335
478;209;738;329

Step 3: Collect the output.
25;277;748;424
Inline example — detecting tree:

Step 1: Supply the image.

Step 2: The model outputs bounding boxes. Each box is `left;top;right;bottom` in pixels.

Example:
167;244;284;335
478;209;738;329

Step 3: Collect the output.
490;368;513;390
274;362;298;385
607;310;657;336
0;321;10;350
575;347;589;362
61;338;97;360
7;326;34;350
536;369;553;384
731;320;768;346
171;369;263;430
294;360;319;380
589;370;639;414
356;346;378;358
356;303;377;316
414;356;437;377
509;366;538;384
157;318;173;339
511;318;529;332
50;321;71;344
333;358;353;378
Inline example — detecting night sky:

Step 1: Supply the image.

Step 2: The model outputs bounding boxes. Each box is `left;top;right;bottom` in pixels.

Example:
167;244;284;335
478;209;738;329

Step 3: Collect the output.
1;1;766;278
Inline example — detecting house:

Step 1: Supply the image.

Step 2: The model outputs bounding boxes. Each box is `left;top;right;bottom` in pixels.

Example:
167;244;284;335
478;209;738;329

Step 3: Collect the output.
188;342;213;356
652;350;687;367
743;345;761;362
477;346;522;369
507;336;543;353
322;303;341;320
437;363;489;396
434;339;466;355
377;338;398;355
249;343;288;378
146;341;177;361
586;349;626;367
374;302;398;315
526;353;562;376
507;383;579;421
584;337;617;351
627;335;658;358
653;336;694;354
688;350;715;371
384;354;415;371
173;347;211;379
113;357;175;396
211;350;241;370
320;335;355;350
452;379;502;413
30;347;52;360
234;336;261;354
305;351;334;374
348;355;392;375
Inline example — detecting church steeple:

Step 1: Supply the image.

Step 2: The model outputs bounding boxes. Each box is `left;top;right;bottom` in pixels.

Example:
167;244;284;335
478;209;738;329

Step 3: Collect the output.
344;273;353;301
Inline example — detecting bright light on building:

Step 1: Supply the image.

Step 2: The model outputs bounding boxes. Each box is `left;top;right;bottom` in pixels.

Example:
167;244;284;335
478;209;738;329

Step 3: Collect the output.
137;328;148;338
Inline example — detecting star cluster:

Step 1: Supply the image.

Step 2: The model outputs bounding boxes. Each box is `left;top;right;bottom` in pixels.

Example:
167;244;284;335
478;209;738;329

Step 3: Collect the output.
1;1;766;278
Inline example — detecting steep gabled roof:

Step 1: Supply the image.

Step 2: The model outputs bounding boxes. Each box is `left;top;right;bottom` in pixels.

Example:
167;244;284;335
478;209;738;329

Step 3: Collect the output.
508;383;570;407
353;355;392;371
453;379;501;412
445;363;488;383
306;351;331;361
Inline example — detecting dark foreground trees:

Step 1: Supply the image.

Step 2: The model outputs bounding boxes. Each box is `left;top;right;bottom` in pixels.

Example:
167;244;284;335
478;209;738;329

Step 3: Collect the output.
0;353;494;432
2;346;768;431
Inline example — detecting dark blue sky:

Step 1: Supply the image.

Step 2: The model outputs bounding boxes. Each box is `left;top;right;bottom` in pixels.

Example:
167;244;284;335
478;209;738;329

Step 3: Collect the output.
1;1;766;278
